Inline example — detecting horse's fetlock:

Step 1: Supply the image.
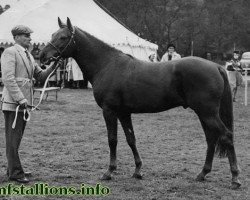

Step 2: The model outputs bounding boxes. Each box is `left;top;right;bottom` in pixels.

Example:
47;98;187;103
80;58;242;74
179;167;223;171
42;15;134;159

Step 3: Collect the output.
231;168;240;176
135;160;142;168
203;167;211;174
109;165;117;172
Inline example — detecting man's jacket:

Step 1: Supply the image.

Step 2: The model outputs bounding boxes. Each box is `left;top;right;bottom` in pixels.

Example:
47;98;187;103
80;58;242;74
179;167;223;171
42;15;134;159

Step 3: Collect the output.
1;44;55;111
161;52;181;62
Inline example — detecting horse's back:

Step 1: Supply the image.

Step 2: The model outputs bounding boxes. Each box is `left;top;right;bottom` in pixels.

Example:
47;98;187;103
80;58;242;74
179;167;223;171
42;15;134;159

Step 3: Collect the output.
94;55;225;113
130;56;225;112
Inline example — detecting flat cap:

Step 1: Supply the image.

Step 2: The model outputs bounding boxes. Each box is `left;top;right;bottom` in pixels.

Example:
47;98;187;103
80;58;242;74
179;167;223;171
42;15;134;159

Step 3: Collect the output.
11;25;33;36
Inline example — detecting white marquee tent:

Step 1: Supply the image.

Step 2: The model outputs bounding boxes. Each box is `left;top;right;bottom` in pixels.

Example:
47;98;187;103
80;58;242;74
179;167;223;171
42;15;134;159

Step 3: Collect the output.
0;0;158;61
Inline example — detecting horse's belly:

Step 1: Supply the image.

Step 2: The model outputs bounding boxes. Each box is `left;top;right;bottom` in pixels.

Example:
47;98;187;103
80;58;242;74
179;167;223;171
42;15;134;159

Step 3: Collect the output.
129;105;177;113
123;94;183;113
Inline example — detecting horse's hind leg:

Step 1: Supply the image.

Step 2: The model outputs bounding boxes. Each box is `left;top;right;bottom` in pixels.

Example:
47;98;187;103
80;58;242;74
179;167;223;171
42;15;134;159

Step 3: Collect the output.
196;113;241;188
101;108;118;180
196;117;218;181
227;144;241;189
118;113;142;179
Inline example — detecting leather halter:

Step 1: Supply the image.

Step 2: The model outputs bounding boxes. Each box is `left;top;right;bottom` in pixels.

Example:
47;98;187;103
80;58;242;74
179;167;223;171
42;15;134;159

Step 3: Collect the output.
48;26;76;57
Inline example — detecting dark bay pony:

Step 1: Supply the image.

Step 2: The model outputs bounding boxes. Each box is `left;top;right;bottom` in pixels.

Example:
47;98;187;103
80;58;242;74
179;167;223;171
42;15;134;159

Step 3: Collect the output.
40;18;241;189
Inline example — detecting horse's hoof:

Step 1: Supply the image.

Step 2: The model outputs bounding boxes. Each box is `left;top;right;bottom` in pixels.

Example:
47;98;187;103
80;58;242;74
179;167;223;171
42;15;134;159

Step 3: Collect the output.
132;173;143;179
231;181;241;190
100;174;112;181
195;174;205;182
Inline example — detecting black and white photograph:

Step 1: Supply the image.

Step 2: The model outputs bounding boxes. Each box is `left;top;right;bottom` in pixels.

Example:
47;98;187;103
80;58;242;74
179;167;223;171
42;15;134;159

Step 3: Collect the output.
0;0;249;199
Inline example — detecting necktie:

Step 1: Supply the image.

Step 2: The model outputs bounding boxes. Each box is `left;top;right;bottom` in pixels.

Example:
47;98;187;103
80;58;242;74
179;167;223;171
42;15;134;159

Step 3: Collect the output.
25;50;34;77
168;54;172;61
25;50;33;67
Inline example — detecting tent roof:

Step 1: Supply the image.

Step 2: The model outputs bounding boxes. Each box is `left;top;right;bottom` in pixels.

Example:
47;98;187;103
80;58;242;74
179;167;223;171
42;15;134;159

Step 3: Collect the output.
0;0;157;50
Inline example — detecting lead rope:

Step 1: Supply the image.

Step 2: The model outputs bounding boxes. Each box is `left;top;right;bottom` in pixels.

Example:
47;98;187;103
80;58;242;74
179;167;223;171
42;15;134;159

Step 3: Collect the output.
31;59;61;111
12;105;31;129
12;58;62;129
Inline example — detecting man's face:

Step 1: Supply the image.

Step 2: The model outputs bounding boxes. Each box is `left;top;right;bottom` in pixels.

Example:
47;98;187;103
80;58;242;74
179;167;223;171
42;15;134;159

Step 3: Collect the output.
15;34;31;49
233;53;239;59
168;46;175;54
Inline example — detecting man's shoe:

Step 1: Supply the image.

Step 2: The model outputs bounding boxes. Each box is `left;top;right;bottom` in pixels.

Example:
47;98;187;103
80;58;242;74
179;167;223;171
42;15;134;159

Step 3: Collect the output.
10;176;30;183
7;172;32;177
24;172;32;177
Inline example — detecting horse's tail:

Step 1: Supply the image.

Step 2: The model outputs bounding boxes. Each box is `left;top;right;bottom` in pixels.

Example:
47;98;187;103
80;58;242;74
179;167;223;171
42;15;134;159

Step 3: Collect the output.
216;66;234;157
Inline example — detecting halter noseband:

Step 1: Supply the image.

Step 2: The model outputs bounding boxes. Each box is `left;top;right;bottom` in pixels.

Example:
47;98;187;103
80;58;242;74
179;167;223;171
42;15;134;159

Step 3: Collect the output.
48;26;76;58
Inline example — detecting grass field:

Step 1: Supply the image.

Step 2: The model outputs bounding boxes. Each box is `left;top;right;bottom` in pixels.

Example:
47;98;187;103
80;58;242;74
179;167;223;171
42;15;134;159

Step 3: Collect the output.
0;86;249;200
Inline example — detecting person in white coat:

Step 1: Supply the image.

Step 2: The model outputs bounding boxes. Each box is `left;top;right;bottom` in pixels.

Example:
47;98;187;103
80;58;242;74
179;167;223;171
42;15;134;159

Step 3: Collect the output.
161;44;181;62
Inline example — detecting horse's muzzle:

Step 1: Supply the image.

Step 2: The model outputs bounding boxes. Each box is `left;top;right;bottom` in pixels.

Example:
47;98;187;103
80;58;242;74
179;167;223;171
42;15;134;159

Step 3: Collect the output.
40;51;61;65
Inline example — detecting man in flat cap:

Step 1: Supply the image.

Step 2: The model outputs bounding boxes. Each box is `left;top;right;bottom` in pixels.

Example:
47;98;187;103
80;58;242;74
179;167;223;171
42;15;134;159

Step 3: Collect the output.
1;25;63;183
161;43;181;62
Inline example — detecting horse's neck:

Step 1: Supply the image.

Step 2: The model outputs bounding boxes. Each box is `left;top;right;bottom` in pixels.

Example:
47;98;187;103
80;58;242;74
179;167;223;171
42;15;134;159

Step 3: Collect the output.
73;30;118;84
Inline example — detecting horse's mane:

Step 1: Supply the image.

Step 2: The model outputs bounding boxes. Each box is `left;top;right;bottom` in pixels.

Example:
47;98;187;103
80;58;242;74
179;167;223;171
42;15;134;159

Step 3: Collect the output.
76;27;135;61
59;25;135;61
76;27;122;54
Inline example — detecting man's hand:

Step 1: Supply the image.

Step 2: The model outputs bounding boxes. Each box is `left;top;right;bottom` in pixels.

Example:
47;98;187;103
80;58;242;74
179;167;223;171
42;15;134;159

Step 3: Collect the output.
55;58;64;67
52;58;64;71
58;58;64;65
19;99;28;109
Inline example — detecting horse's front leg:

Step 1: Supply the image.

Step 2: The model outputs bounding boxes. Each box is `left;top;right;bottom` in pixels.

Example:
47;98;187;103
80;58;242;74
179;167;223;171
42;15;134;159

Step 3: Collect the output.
118;113;143;179
101;108;118;180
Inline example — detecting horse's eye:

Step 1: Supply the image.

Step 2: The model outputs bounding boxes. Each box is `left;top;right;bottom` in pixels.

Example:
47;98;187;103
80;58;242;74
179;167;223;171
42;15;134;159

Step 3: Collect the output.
60;36;67;40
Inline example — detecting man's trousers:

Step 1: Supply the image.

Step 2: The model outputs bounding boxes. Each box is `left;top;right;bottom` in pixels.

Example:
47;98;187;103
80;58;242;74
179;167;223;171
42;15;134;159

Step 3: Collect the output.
3;111;26;179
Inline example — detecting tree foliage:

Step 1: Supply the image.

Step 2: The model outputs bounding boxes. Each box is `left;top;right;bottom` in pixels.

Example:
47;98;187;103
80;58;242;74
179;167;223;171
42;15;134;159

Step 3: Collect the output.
0;5;4;15
96;0;250;58
0;4;10;15
1;1;249;59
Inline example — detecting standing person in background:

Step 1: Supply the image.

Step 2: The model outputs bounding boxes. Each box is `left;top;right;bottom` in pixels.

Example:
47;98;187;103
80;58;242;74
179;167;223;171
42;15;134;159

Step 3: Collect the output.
66;57;83;88
0;25;63;183
161;44;181;62
0;47;5;85
227;50;243;102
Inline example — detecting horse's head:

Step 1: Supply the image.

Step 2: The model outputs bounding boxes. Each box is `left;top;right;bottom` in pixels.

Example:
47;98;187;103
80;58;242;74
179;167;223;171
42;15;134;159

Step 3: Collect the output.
40;17;76;65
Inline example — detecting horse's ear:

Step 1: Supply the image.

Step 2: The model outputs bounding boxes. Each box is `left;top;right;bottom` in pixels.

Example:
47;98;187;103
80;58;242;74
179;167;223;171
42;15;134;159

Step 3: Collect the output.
58;17;65;28
67;17;74;32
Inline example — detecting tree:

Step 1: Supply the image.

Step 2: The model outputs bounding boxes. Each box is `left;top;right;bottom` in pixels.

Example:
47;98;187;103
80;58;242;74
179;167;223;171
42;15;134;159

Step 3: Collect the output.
4;5;10;10
96;0;250;59
0;5;4;15
203;0;250;54
0;4;10;15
